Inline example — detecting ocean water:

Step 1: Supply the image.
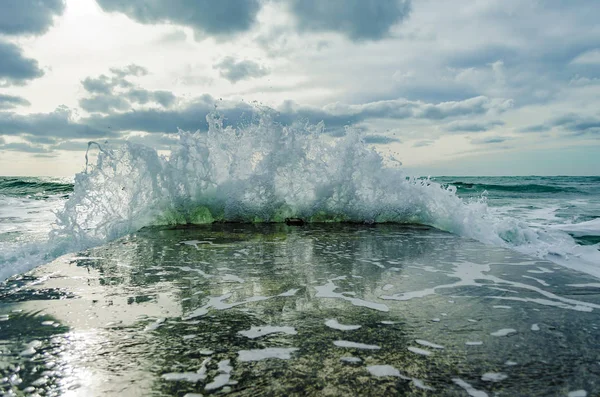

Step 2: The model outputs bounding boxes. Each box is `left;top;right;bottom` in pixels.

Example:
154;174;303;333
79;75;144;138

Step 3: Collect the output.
0;112;599;281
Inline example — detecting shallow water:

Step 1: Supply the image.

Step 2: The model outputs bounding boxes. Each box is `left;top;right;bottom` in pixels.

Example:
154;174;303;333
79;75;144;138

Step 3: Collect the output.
1;224;598;396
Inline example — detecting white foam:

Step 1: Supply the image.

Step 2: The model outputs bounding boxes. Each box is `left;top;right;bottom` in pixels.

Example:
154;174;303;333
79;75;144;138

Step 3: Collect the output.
278;288;300;296
567;283;600;288
333;340;380;350
412;378;435;391
162;372;206;383
452;378;489;397
415;339;444;349
491;328;517;337
221;274;245;283
552;218;600;237
466;341;483;346
366;365;401;377
238;347;299;362
238;325;297;339
205;359;233;391
325;319;361;331
522;275;550;287
481;372;507;382
340;357;361;363
315;279;389;312
568;390;588;397
408;346;432;356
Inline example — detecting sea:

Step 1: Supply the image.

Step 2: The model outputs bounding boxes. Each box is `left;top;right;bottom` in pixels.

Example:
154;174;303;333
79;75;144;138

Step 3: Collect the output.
0;114;599;282
1;115;600;395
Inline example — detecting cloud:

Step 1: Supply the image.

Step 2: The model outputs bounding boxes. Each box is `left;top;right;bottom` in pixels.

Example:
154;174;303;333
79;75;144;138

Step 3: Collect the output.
0;142;51;153
22;135;57;144
445;120;505;133
519;124;550;133
363;134;401;144
0;94;30;109
109;64;148;78
570;49;600;65
79;94;131;113
79;66;178;114
81;76;114;95
0;40;44;86
414;97;512;120
95;0;261;38
79;94;507;138
519;113;600;135
285;0;411;41
552;114;600;135
81;94;250;133
470;136;511;145
0;0;65;36
0;106;115;139
126;89;177;107
412;140;434;147
214;57;269;83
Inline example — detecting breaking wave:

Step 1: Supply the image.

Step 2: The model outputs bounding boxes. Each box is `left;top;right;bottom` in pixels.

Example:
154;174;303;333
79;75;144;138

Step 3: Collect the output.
1;109;599;280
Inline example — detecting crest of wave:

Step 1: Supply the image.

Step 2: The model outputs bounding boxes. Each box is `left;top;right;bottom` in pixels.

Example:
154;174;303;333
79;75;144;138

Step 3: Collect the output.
48;109;598;276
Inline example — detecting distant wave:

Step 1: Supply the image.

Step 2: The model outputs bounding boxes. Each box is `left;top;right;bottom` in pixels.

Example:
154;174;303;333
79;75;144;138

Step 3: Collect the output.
0;177;73;198
448;181;583;194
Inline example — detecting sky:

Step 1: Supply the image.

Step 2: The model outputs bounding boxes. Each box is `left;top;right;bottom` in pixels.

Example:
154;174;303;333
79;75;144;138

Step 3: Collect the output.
0;0;599;176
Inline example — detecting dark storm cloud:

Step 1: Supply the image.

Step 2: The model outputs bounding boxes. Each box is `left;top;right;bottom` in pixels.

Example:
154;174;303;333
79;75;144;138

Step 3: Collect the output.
445;120;505;133
0;94;30;109
363;135;401;144
0;0;65;35
0;106;116;138
214;57;269;83
95;0;261;38
286;0;411;41
0;40;44;86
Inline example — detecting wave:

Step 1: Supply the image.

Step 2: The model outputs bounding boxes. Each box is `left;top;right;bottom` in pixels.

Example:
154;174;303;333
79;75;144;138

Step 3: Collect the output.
550;218;600;237
448;181;583;194
1;109;599;281
0;177;74;198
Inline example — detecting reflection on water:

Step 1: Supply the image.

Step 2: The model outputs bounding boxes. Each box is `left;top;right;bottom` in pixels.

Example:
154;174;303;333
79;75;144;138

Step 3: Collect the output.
1;224;599;396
